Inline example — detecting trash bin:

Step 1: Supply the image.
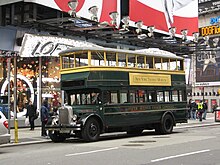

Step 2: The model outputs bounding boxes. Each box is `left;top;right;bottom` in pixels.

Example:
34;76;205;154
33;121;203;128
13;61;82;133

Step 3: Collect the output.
215;107;220;122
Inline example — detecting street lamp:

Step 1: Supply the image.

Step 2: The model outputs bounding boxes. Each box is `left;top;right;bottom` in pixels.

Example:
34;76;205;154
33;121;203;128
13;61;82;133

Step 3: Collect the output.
68;0;78;17
109;11;118;27
88;6;98;21
169;27;176;38
135;20;143;34
119;16;130;34
181;29;188;41
147;25;155;38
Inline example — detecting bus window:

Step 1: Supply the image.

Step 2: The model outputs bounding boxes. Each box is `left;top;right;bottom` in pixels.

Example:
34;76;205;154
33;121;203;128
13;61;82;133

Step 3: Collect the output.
179;90;183;101
137;55;145;68
118;53;126;67
106;52;117;66
75;53;88;67
170;59;177;70
165;91;170;102
157;91;164;102
147;56;154;69
120;91;128;103
127;54;136;67
138;90;146;103
155;57;162;70
111;91;118;103
62;57;70;69
172;90;178;102
129;91;136;103
91;51;105;66
70;94;76;105
162;58;169;70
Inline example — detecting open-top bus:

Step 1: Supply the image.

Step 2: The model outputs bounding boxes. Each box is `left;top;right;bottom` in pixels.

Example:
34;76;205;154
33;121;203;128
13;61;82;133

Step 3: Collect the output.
46;47;187;142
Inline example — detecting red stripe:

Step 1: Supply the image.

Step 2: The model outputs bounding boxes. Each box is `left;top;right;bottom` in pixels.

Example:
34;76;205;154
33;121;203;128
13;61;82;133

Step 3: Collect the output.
129;0;198;36
99;0;117;23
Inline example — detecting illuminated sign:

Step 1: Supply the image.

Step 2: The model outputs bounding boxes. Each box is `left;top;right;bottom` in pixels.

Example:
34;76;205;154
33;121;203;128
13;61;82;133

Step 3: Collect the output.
210;16;220;24
199;25;220;36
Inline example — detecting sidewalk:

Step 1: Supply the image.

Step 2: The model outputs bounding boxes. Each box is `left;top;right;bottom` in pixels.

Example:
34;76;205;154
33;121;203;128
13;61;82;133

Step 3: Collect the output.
1;113;220;147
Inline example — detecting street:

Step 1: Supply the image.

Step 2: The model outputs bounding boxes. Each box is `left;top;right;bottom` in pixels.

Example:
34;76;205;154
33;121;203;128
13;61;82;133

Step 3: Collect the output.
1;124;220;165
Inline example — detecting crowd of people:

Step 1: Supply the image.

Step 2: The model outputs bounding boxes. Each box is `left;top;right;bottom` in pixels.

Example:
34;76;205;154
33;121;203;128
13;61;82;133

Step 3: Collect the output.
188;99;217;122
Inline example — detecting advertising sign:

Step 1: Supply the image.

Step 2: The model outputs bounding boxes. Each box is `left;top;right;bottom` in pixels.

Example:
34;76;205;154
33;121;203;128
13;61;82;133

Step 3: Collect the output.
196;49;220;82
129;0;198;37
20;33;99;57
24;0;120;26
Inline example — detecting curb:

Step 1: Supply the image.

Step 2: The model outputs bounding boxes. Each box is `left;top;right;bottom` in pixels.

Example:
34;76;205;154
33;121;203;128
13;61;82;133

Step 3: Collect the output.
0;139;51;148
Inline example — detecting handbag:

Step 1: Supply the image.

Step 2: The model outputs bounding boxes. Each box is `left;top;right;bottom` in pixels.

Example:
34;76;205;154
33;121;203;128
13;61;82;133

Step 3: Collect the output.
25;117;29;126
34;111;39;120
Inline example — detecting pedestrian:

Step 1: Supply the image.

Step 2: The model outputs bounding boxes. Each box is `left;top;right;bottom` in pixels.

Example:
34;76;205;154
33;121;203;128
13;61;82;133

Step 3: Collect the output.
41;100;49;136
190;100;197;120
202;101;208;120
197;100;204;122
187;99;192;119
26;100;37;130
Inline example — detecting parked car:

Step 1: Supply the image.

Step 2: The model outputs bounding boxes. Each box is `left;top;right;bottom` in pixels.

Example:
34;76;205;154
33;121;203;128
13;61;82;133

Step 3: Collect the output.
0;111;10;144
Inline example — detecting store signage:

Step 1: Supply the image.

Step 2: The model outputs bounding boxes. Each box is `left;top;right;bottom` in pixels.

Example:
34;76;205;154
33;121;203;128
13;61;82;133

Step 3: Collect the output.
210;16;220;24
20;33;99;57
199;25;220;36
195;82;220;86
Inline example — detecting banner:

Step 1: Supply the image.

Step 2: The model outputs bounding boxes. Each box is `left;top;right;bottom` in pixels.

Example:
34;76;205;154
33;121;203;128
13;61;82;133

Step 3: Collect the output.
129;0;198;37
20;33;99;57
196;49;220;82
24;0;120;26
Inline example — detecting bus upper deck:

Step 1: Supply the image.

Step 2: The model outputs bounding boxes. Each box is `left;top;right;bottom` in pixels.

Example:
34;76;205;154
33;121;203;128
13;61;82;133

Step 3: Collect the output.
59;47;185;74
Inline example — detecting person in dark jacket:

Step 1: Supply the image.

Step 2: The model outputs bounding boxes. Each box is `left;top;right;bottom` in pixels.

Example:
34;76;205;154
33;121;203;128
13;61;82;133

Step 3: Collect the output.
41;100;49;136
26;100;37;130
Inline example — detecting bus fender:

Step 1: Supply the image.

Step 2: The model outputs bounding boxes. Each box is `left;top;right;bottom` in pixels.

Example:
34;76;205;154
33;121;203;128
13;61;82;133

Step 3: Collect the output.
161;111;176;126
78;113;104;132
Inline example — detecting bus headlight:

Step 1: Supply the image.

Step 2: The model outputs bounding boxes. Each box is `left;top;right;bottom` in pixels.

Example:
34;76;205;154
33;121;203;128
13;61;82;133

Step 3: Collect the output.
72;114;77;121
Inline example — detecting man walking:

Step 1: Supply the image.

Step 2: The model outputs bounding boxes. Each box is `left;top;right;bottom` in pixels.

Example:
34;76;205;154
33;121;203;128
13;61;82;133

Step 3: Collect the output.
197;100;204;122
41;100;49;136
26;100;37;130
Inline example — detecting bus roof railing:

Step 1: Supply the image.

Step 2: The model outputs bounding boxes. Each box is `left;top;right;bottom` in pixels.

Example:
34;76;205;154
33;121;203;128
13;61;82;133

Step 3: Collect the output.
59;47;183;60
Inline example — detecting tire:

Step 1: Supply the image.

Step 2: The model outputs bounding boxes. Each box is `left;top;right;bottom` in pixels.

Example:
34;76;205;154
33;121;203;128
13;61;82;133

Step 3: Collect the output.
155;114;174;134
82;118;100;142
49;131;66;143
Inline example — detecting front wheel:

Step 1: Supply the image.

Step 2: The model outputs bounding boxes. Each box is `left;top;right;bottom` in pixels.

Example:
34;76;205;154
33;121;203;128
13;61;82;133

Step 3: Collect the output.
82;118;100;142
155;114;174;134
48;131;67;143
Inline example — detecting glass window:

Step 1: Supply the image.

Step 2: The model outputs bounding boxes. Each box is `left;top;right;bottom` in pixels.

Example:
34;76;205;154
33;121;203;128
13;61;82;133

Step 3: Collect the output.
164;91;170;102
179;90;183;101
118;53;126;67
91;51;105;66
146;56;154;69
106;52;116;66
138;90;146;103
75;52;88;67
111;91;118;103
127;54;136;67
120;91;128;103
172;90;178;102
137;56;145;68
157;91;164;102
129;91;136;103
170;59;177;70
155;58;162;69
162;58;169;70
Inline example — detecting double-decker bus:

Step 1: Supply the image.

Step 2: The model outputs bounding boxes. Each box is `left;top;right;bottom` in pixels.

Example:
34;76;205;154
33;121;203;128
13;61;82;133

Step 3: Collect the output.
46;47;187;142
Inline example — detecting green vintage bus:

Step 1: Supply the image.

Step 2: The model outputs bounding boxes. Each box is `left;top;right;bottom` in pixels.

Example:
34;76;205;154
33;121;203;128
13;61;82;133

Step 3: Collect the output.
46;47;187;142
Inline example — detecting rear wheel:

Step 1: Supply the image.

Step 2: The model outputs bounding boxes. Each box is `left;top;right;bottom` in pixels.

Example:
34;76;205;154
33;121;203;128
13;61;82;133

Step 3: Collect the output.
155;114;174;134
82;118;100;142
49;131;66;142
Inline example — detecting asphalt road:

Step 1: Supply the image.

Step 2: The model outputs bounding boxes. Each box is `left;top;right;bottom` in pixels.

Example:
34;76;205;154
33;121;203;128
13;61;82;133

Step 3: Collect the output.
1;125;220;165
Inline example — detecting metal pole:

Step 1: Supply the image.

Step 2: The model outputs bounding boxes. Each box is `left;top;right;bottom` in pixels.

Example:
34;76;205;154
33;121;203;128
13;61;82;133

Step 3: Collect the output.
14;56;18;143
38;57;42;112
7;58;11;134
